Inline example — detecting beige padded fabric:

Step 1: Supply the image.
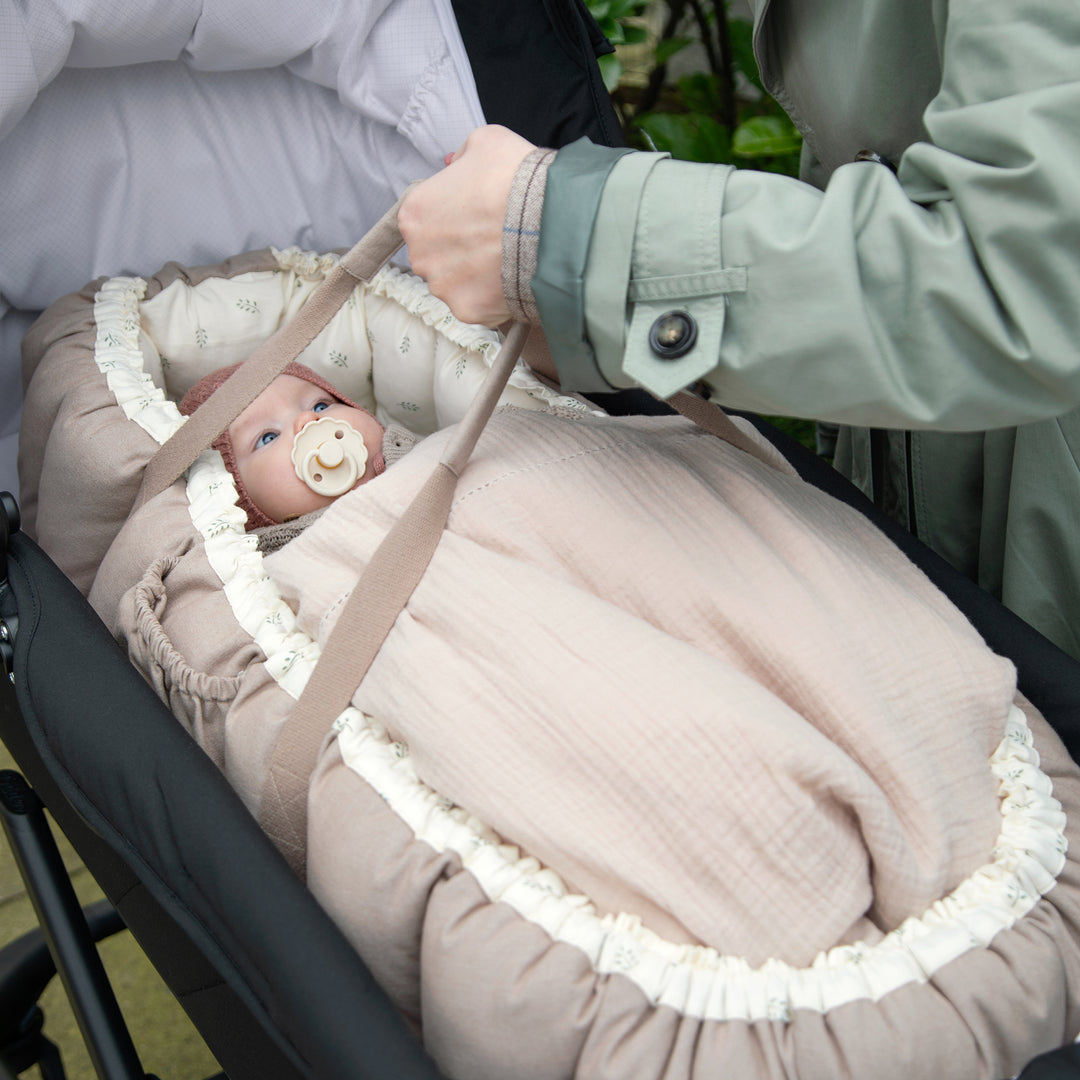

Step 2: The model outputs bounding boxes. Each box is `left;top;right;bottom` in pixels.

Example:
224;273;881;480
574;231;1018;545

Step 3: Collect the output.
18;232;1080;1079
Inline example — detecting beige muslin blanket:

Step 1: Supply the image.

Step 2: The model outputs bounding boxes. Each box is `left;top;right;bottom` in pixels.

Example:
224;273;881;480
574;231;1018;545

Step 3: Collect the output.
267;404;1010;966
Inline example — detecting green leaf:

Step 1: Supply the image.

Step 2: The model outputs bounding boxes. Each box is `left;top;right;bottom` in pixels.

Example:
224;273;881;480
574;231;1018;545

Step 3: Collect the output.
634;111;732;164
732;115;802;159
727;18;764;92
585;0;648;52
677;72;723;116
598;52;623;93
654;36;692;65
762;415;818;453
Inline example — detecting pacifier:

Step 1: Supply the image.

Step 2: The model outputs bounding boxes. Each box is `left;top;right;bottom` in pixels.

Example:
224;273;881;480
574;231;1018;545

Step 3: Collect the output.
291;416;369;497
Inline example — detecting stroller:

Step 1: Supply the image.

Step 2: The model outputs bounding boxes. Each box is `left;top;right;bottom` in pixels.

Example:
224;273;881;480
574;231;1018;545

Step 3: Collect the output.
6;435;1080;1080
4;2;1080;1078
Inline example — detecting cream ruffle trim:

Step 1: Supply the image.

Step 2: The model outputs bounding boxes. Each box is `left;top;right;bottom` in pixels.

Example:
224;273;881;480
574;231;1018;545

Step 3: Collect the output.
92;275;317;701
272;247;599;416
334;702;1067;1023
93;277;182;444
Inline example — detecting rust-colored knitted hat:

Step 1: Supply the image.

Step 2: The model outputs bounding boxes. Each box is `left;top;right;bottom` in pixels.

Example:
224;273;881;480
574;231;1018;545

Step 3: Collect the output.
178;361;382;530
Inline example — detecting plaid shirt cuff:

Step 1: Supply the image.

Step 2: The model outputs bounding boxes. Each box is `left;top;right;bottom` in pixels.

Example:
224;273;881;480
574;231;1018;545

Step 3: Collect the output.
502;147;556;325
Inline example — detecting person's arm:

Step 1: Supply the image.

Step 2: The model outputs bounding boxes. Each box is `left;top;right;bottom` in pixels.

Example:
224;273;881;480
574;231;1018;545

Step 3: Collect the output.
534;3;1080;430
398;127;632;388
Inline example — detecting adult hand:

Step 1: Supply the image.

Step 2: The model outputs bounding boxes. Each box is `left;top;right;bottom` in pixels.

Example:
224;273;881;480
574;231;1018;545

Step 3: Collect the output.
399;125;535;327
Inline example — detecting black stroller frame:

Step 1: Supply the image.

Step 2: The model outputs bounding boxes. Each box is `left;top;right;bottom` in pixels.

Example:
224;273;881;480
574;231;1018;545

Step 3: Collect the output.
0;491;445;1080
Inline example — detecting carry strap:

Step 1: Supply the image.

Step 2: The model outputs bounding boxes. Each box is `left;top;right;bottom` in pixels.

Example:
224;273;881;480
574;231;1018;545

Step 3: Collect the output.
667;391;798;478
257;347;795;876
164;190;797;875
133;191;412;514
259;323;531;877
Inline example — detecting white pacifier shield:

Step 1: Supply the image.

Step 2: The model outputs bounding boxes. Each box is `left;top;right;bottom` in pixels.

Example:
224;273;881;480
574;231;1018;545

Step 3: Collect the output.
291;416;369;497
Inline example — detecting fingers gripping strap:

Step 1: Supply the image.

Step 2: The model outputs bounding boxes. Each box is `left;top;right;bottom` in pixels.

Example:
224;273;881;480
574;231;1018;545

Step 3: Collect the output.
260;324;531;877
133;190;413;513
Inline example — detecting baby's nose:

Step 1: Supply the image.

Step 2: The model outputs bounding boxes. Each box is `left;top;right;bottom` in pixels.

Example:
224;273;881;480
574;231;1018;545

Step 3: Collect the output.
294;409;320;434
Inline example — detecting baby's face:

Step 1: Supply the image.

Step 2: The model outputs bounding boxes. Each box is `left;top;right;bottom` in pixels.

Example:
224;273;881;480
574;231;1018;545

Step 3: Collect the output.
229;374;384;523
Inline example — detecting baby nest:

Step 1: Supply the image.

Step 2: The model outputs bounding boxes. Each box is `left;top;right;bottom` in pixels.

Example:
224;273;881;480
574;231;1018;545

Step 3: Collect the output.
18;228;1080;1080
18;243;585;595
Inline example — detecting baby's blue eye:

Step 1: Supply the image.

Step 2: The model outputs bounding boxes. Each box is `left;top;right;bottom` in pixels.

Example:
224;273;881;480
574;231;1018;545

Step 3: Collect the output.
313;400;330;413
255;431;278;448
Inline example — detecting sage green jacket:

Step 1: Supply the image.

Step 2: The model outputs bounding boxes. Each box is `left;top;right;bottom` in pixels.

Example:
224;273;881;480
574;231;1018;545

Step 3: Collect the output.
533;0;1080;657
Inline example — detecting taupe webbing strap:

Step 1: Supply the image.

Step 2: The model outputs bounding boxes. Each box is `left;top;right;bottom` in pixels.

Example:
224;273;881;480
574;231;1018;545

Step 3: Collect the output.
668;391;798;478
132;191;412;514
259;324;531;877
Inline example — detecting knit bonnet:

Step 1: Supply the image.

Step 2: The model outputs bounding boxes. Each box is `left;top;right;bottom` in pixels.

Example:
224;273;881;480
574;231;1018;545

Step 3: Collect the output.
179;361;384;530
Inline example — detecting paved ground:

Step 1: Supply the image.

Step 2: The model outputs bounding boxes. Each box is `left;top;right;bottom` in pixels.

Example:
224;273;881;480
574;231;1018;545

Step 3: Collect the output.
1;741;220;1080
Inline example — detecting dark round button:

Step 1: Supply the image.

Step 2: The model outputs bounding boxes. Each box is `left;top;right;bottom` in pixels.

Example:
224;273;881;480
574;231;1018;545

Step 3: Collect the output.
854;148;897;173
648;311;698;359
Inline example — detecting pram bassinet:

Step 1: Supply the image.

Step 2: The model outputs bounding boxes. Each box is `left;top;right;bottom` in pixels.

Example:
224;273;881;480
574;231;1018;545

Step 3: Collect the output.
6;452;1080;1080
13;218;1080;1078
4;2;1080;1080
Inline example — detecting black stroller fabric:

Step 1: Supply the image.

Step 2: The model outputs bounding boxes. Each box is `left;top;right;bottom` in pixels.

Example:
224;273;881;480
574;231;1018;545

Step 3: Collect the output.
0;514;445;1080
451;0;624;149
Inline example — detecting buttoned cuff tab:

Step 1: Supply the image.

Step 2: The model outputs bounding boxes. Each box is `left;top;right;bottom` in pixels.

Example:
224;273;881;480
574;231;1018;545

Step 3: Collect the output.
622;159;743;401
532;138;634;394
628;268;747;302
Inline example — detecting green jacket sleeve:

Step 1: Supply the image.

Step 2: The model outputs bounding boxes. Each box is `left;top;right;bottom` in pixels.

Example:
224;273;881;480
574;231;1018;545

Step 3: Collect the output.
534;1;1080;430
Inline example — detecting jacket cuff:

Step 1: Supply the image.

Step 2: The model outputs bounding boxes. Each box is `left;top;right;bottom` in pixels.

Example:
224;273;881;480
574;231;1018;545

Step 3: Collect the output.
531;137;634;393
503;147;556;325
603;157;744;400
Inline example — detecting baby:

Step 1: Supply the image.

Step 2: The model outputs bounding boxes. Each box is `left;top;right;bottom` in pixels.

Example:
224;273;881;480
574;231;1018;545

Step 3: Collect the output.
180;361;415;536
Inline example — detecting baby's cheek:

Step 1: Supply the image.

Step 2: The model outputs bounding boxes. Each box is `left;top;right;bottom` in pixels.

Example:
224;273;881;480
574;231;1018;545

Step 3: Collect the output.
242;454;297;520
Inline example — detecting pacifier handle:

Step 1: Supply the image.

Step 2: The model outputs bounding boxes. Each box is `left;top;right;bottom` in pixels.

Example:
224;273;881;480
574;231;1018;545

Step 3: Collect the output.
291;417;370;497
